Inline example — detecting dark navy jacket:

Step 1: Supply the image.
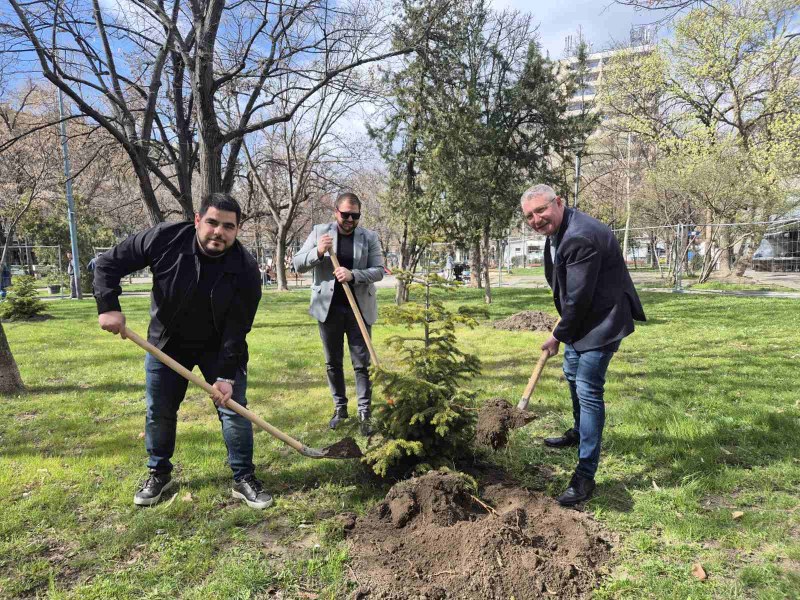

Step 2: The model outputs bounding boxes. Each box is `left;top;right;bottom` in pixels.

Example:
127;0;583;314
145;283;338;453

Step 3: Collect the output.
544;207;645;351
93;222;262;379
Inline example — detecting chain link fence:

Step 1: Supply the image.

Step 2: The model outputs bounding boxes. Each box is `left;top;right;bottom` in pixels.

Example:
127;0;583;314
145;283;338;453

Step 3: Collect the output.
612;218;800;291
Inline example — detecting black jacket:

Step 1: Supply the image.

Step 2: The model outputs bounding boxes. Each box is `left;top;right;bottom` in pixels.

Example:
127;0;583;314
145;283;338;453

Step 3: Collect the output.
93;222;262;379
545;207;645;351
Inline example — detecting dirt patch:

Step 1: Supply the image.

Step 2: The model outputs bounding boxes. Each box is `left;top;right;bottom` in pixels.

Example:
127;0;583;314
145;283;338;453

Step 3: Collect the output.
493;310;558;332
347;470;612;599
322;436;363;458
475;398;537;450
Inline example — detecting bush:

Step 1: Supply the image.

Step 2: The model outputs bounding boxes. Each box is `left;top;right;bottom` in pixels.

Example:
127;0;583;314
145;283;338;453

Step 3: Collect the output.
364;272;488;478
0;275;47;320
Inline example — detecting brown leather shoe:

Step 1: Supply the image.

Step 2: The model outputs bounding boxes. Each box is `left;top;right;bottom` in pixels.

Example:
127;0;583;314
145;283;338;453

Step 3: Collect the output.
543;428;579;448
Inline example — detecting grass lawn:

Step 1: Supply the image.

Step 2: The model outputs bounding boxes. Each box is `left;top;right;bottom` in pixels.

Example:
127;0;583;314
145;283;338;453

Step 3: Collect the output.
1;287;798;599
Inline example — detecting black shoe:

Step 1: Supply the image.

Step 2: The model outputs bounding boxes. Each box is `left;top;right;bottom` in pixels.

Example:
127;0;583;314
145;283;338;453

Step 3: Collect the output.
544;428;580;448
329;407;349;430
232;474;273;509
557;473;596;506
358;410;373;436
134;470;175;506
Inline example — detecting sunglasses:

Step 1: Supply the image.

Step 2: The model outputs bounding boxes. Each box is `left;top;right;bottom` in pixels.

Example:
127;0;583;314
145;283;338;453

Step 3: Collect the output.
338;210;361;221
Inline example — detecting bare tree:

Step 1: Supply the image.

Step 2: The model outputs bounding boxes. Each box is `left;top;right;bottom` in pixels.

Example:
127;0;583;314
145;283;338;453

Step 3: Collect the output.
3;0;416;225
240;68;371;289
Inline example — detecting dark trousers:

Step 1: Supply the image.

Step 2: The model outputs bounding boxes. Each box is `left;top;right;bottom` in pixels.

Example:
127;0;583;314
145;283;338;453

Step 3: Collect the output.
318;304;372;413
562;341;620;480
144;351;254;480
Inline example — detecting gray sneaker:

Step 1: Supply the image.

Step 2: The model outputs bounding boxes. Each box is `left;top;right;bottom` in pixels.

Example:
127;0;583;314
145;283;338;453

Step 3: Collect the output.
232;474;273;509
134;470;175;506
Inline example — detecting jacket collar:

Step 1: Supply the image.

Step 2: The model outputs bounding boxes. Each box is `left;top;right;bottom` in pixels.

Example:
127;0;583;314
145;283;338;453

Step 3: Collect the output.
553;206;573;248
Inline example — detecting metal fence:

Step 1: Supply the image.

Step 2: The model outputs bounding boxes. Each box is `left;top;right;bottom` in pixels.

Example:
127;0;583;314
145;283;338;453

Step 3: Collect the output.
612;218;800;290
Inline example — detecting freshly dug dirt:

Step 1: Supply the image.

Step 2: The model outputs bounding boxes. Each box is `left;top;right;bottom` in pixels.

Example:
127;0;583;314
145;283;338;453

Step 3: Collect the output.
322;437;363;458
347;471;612;600
493;310;558;332
475;398;537;450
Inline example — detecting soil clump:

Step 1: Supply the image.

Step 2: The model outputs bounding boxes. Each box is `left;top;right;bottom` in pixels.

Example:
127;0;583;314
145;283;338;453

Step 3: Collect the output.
493;310;558;332
322;437;363;458
347;470;612;599
475;398;537;450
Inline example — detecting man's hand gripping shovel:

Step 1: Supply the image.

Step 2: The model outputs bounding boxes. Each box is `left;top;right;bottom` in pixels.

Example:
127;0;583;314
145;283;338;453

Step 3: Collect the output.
122;327;363;459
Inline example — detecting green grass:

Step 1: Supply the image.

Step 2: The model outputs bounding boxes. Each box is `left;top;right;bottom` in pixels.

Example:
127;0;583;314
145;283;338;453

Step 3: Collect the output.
2;287;799;598
507;266;544;276
689;281;796;293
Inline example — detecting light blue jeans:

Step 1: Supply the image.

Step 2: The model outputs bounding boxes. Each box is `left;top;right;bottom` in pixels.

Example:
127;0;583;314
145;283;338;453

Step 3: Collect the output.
562;341;620;480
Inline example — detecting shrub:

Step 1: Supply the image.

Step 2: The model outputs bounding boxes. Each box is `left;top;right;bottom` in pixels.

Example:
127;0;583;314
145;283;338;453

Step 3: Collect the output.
0;275;47;320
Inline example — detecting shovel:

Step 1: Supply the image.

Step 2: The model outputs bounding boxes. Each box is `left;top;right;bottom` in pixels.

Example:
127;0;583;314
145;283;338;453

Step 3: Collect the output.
329;251;380;367
517;318;560;412
122;326;363;459
476;319;559;449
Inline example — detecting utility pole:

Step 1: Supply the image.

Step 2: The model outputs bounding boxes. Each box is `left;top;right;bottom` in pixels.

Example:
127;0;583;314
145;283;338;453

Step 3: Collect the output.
57;86;82;300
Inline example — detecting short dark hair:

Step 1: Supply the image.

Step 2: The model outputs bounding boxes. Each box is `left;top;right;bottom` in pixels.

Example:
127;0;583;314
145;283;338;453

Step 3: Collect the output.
334;192;361;210
199;193;242;224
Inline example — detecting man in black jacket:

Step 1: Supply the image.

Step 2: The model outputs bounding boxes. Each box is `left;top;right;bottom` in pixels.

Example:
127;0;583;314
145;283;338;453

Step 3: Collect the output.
94;194;271;509
521;184;646;506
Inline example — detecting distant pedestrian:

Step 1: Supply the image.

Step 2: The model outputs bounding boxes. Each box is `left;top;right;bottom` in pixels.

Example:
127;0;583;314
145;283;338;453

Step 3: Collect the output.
66;252;78;298
0;263;11;300
444;252;454;281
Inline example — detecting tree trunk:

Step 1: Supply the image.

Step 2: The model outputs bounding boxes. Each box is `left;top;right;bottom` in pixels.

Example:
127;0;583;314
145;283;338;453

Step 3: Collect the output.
735;226;766;277
276;226;289;291
482;224;492;304
0;322;24;393
469;238;481;288
396;221;411;305
198;133;224;201
718;227;733;276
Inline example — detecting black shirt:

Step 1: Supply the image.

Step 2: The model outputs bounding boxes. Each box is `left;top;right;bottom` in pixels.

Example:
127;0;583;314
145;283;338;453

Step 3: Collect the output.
164;239;225;353
331;231;354;307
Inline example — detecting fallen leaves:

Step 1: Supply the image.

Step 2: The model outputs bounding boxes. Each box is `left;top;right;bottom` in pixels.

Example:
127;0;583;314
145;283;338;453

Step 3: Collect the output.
181;492;193;502
732;510;744;520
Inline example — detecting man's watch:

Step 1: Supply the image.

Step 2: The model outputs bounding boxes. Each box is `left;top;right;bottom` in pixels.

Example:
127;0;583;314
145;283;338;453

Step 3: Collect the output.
216;377;235;386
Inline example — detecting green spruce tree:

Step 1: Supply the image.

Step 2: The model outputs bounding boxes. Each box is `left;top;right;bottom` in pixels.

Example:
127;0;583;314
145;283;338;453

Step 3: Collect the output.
0;276;46;320
365;272;488;477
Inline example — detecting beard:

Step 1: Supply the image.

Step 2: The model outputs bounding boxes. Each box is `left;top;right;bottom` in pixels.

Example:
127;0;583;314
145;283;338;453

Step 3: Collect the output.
197;235;229;257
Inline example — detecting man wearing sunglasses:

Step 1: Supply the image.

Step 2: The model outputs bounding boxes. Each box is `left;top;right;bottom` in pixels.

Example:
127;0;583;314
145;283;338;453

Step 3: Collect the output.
294;192;384;435
520;184;645;507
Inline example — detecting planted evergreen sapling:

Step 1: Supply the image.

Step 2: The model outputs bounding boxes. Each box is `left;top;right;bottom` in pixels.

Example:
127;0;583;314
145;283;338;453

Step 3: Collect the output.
365;271;488;477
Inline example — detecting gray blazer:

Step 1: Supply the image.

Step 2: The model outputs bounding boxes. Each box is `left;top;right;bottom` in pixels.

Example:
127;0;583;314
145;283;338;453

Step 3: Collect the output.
293;223;384;324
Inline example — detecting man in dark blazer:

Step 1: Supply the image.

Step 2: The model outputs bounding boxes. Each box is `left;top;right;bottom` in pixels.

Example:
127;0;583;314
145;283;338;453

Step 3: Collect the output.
521;184;646;506
293;192;384;435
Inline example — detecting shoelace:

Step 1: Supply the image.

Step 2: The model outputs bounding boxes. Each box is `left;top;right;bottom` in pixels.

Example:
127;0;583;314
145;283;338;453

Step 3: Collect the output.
242;476;264;494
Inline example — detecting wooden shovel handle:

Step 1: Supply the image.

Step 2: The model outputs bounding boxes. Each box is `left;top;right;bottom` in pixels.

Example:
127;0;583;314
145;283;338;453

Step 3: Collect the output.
123;326;308;453
517;318;561;411
329;251;380;367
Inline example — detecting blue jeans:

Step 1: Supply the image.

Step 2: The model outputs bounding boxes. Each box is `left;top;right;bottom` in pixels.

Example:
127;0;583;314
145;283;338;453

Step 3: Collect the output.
318;304;372;413
562;341;620;480
144;351;254;480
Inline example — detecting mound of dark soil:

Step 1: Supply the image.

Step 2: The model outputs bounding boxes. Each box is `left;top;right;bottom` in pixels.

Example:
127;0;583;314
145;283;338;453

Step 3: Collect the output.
493;311;558;332
475;398;537;450
347;471;612;600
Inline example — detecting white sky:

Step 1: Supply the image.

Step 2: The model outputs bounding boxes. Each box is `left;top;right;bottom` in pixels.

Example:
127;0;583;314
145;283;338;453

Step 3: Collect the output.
490;0;666;58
